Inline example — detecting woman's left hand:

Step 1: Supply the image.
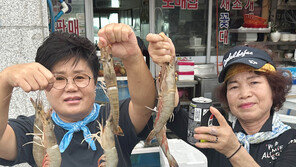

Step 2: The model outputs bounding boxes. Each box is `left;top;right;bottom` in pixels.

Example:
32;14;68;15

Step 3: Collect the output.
194;106;241;157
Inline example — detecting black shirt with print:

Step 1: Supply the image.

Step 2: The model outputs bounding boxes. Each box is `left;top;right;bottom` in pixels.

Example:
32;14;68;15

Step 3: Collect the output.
203;114;296;167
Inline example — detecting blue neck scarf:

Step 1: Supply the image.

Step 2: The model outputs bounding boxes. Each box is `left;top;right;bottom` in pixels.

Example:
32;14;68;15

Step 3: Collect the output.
51;103;100;153
233;113;291;153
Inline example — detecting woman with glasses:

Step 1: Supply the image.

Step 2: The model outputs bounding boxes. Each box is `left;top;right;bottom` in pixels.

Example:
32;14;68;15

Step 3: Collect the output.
0;23;156;167
147;33;296;167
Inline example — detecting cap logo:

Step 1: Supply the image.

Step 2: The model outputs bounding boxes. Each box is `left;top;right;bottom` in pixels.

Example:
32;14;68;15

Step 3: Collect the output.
223;49;253;67
248;60;257;64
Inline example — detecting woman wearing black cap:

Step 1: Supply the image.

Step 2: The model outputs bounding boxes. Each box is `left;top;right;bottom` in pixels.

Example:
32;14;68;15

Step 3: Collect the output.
194;46;296;167
147;36;296;167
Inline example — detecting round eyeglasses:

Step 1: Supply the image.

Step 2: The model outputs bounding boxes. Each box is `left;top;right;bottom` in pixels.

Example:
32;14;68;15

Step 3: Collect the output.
53;73;92;90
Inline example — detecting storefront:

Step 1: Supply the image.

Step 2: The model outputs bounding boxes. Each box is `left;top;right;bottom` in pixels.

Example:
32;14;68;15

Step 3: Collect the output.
46;1;296;165
49;0;295;65
49;0;296;103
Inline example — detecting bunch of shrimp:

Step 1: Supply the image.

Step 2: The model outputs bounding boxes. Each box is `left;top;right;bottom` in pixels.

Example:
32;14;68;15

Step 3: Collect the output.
25;92;61;167
145;33;178;167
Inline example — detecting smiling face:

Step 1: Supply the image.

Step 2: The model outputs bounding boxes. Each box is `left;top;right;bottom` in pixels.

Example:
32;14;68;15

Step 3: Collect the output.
45;57;96;122
226;71;273;124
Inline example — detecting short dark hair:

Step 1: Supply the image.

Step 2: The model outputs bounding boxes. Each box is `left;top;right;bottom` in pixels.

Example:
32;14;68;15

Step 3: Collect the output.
35;31;99;83
216;70;292;113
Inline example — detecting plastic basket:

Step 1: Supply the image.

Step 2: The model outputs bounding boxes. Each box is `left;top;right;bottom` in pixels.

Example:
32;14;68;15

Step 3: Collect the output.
243;14;267;28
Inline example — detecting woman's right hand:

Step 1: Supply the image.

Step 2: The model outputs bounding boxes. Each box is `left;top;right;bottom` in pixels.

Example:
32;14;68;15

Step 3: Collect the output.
1;63;55;92
194;106;241;158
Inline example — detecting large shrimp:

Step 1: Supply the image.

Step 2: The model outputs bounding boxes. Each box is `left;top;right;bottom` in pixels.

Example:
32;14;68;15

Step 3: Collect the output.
146;32;176;144
157;126;178;167
99;46;124;136
28;94;45;167
26;93;61;167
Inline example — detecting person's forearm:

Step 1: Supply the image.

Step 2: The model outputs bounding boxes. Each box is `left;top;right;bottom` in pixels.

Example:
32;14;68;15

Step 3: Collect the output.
0;71;13;138
0;69;17;161
229;146;260;167
122;49;156;111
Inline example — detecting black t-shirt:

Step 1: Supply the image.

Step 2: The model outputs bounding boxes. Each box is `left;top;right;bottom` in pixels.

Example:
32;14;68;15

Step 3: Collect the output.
204;129;296;167
167;105;296;167
136;36;149;68
0;98;152;167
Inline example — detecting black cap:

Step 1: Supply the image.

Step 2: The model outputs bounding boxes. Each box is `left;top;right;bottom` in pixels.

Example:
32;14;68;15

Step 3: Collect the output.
218;46;275;83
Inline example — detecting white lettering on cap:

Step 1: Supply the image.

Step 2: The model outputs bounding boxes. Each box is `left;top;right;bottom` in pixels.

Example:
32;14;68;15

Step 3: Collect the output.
223;49;253;67
248;60;258;64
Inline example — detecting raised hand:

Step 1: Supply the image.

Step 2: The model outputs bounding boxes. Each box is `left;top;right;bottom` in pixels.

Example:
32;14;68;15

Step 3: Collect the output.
146;33;175;65
2;63;55;93
194;106;241;158
97;23;140;60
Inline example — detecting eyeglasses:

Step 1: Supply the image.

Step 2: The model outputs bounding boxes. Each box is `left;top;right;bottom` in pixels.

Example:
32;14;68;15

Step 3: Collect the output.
53;73;92;90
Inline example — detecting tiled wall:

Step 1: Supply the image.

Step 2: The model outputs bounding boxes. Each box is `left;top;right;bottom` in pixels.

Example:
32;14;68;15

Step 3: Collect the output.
0;0;48;166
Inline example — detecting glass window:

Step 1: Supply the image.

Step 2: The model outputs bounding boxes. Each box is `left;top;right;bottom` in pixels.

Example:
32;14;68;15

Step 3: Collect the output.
154;0;208;57
93;0;150;75
93;12;119;44
93;0;149;44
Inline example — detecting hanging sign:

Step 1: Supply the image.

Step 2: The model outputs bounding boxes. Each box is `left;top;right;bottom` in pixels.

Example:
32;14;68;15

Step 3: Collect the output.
56;19;80;36
162;0;199;10
218;0;254;45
